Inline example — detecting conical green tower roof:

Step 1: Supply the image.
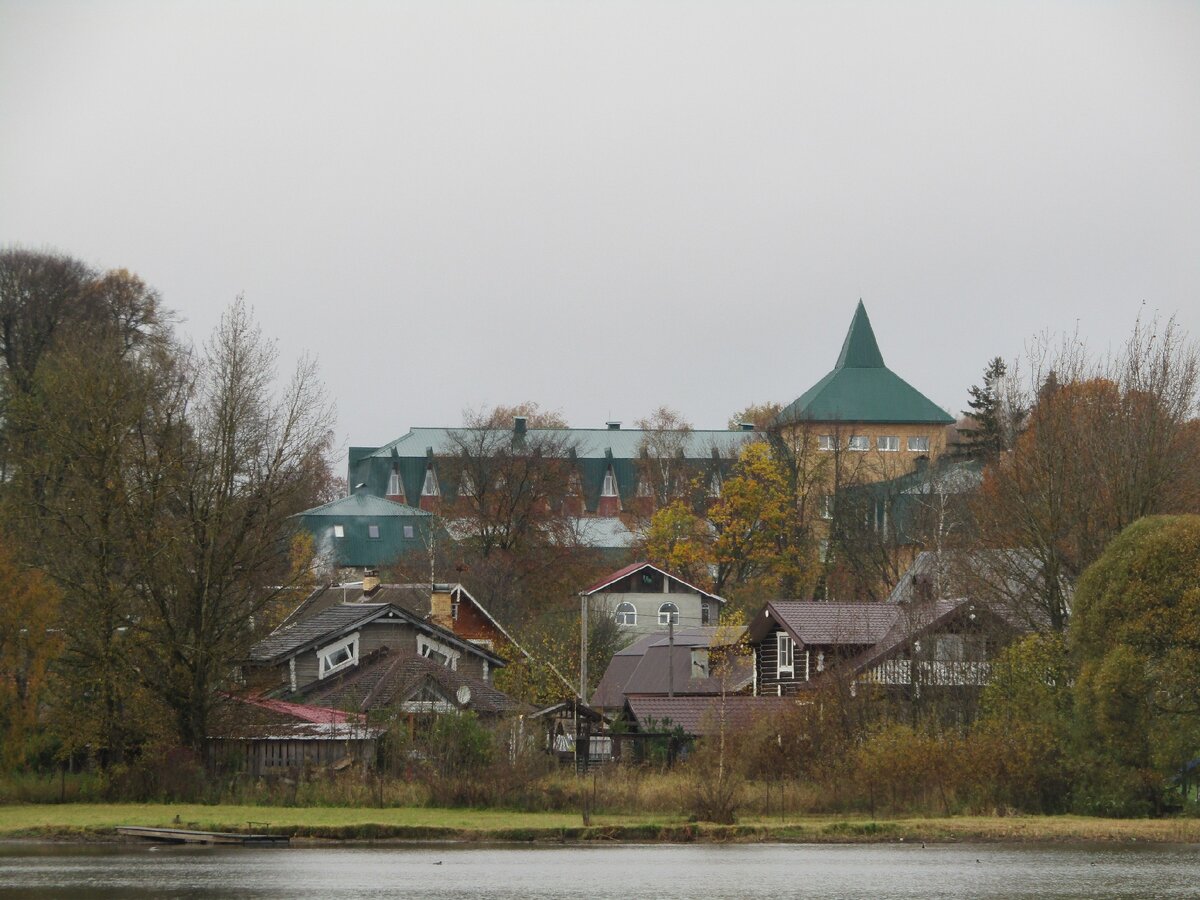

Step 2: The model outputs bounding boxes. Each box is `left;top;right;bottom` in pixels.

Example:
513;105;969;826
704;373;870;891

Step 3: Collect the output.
775;302;953;426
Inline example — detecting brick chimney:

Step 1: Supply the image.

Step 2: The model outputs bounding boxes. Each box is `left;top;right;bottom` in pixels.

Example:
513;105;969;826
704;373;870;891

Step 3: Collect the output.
362;570;380;597
430;589;455;629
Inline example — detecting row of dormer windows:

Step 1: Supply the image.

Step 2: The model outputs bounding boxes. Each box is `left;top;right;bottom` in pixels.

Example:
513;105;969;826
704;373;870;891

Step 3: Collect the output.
386;464;724;501
818;434;929;453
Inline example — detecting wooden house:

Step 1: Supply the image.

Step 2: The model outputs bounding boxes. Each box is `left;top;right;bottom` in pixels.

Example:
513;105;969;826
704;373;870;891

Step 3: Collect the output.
747;601;900;696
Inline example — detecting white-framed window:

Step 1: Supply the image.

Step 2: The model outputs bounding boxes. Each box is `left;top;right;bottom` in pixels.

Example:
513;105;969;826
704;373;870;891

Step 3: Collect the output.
367;524;380;539
422;466;440;496
333;524;345;539
417;634;459;669
879;435;899;451
777;632;795;677
614;601;637;626
658;601;679;626
318;632;359;678
601;467;618;497
403;525;414;539
387;470;403;496
908;436;930;452
636;478;653;498
848;435;869;451
820;494;834;520
818;434;835;451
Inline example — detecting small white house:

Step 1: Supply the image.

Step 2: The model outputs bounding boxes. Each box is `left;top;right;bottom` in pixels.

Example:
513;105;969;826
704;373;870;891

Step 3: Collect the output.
582;562;724;635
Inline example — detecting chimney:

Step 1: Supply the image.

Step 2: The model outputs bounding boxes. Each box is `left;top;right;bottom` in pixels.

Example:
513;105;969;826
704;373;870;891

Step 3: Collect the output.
430;589;455;629
606;421;621;430
362;570;380;597
513;416;527;436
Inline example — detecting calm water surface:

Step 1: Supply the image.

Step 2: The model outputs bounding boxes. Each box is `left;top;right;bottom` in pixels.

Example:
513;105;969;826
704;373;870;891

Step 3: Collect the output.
1;842;1197;899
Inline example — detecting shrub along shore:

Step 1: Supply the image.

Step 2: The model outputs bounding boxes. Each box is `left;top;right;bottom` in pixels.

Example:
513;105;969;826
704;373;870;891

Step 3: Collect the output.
3;804;1200;845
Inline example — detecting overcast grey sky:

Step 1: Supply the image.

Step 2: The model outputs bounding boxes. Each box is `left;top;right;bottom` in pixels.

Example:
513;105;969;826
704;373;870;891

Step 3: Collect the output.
2;1;1198;448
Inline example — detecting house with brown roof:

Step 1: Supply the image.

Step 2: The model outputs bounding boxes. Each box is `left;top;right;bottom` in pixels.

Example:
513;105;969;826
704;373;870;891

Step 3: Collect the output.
747;601;900;696
590;626;752;716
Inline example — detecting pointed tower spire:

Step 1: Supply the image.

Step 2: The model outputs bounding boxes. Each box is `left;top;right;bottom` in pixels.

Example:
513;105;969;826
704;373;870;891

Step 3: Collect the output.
834;300;885;369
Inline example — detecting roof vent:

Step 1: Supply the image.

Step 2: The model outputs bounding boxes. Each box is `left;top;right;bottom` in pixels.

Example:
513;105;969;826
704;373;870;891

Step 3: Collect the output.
738;422;755;431
606;421;621;430
513;416;527;436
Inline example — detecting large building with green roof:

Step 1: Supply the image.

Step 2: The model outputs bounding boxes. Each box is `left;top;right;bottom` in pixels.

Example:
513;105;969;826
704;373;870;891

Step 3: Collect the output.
297;301;952;570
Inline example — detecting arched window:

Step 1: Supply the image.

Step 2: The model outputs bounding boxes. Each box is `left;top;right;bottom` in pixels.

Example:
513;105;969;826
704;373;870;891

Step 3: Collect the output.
614;601;636;626
658;601;679;626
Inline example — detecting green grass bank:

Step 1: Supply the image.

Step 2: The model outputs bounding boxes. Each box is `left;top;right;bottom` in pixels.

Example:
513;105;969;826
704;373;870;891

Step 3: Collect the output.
3;804;1200;845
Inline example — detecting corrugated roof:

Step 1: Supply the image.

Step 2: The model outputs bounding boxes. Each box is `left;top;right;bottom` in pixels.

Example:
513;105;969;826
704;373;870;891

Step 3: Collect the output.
753;601;901;647
362;427;755;462
590;628;748;708
249;604;392;662
626;695;800;737
296;493;431;518
776;302;954;426
622;642;753;697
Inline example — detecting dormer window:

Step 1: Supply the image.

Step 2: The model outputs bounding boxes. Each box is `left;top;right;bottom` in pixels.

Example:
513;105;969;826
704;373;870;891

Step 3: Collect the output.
422;466;440;497
417;634;459;670
614;601;637;626
601;467;618;497
658;601;679;626
458;472;476;499
318;633;359;678
708;472;722;498
387;470;403;496
636;478;653;498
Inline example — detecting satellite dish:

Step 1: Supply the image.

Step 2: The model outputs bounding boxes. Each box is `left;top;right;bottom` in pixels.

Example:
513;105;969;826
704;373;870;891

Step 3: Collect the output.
456;685;471;705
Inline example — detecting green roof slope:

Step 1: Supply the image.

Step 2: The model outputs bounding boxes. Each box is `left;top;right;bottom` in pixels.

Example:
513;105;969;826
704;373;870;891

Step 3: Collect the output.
296;493;431;518
776;301;953;426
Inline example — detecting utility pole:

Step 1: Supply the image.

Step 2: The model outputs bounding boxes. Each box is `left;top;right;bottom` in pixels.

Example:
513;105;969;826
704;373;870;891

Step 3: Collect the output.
668;619;675;698
579;592;588;702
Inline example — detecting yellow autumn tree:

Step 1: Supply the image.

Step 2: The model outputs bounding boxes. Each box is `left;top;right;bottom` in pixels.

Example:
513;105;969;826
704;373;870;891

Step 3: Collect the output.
641;500;713;586
0;539;62;769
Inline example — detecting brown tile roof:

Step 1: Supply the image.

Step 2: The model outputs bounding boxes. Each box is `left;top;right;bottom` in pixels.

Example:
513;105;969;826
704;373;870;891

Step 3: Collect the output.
752;601;900;647
622;643;753;697
626;695;802;737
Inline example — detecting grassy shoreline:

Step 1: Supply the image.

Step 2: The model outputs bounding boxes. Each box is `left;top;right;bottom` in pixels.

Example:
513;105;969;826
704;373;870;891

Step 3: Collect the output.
2;804;1199;845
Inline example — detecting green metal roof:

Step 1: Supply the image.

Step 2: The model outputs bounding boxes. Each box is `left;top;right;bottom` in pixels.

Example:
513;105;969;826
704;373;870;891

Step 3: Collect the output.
360;427;754;461
776;301;954;426
297;493;431;518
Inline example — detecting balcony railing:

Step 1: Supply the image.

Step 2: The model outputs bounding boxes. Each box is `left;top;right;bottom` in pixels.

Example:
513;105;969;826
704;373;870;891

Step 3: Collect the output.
863;659;991;687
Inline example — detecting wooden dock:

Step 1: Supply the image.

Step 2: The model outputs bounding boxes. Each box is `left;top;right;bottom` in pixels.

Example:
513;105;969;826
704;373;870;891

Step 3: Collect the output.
117;825;289;846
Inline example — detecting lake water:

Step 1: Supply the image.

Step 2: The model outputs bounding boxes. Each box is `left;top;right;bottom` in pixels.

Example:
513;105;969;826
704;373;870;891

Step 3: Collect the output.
1;842;1197;899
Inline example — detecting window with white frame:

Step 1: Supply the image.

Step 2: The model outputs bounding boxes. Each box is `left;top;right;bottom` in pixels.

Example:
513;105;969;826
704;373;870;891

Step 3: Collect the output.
848;435;869;451
421;466;440;496
701;602;711;625
879;435;899;451
614;601;636;626
777;632;795;677
601;467;618;497
333;524;345;539
403;525;414;539
367;524;380;539
818;434;835;451
636;478;653;498
458;472;476;499
908;435;930;452
318;632;359;678
658;601;679;626
387;470;402;496
708;471;722;498
820;494;834;520
417;634;459;669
